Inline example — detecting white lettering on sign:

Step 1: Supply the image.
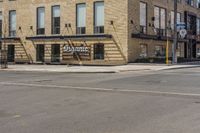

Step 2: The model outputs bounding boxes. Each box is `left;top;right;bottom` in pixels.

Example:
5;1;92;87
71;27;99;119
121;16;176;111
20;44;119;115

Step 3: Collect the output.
64;45;89;53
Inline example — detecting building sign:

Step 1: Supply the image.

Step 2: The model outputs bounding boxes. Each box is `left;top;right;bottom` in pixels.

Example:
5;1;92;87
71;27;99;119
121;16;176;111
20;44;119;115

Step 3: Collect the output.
64;45;89;53
63;44;91;61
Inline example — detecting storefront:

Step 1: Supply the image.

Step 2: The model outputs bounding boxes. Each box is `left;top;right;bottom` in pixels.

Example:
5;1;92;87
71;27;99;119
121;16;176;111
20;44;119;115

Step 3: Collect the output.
26;34;126;65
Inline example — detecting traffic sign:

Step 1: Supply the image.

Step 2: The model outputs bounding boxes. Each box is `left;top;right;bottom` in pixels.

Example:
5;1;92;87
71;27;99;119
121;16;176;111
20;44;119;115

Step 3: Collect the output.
177;22;186;30
179;29;187;39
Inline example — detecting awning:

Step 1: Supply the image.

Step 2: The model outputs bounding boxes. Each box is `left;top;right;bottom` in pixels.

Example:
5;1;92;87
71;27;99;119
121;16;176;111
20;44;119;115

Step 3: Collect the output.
0;37;21;42
26;34;112;41
132;33;188;43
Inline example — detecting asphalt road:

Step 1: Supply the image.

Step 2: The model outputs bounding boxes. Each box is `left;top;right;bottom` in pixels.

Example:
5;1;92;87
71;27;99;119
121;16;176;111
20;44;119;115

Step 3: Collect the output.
0;68;200;133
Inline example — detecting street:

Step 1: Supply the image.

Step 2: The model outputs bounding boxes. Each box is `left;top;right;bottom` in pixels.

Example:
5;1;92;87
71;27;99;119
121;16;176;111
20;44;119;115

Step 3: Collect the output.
0;68;200;133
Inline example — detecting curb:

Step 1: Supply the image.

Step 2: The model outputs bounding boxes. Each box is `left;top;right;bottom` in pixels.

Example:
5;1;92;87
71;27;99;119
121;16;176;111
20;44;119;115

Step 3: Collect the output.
156;65;200;71
0;69;117;74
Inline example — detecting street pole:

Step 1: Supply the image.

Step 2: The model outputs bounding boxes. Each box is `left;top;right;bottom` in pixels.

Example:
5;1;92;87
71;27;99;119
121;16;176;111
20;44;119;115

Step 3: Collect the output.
166;37;169;65
172;0;178;64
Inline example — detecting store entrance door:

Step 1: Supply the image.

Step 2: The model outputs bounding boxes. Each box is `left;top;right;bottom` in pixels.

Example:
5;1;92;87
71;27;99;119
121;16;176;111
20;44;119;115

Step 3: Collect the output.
51;44;60;63
7;45;15;62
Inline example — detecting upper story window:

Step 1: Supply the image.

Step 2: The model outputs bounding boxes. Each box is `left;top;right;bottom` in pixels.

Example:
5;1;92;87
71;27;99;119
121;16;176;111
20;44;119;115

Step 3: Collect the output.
0;12;2;38
187;15;197;35
76;3;86;34
178;0;182;3
9;10;16;37
170;11;181;29
52;5;60;34
197;18;200;35
154;6;166;36
94;1;104;34
139;2;147;34
197;0;200;8
37;7;45;35
186;0;195;7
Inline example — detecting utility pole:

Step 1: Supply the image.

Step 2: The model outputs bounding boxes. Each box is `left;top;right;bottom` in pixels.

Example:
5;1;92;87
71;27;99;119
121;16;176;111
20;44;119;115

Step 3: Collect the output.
172;0;178;64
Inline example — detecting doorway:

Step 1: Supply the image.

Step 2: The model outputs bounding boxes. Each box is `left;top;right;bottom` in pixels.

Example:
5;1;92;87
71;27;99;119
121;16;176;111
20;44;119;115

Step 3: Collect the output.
7;45;15;62
36;44;45;62
51;44;60;63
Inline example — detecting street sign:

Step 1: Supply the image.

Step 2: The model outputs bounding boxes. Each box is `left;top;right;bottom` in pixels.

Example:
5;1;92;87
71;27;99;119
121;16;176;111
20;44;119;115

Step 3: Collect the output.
177;22;186;30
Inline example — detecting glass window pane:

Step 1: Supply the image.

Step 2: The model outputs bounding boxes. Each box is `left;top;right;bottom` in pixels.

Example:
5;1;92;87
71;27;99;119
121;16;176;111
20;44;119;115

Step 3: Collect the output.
140;2;147;26
171;11;181;29
0;12;2;20
77;4;86;27
53;6;60;17
154;7;160;28
95;2;104;26
177;13;181;24
10;11;16;31
160;8;165;29
38;7;45;28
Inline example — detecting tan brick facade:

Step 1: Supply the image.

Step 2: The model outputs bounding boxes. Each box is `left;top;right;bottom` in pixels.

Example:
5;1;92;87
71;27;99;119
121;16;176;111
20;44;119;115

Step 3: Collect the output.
0;0;200;65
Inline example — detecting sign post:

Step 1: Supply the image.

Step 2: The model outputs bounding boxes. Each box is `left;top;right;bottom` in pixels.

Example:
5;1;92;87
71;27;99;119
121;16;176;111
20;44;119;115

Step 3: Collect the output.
172;0;178;64
166;38;169;65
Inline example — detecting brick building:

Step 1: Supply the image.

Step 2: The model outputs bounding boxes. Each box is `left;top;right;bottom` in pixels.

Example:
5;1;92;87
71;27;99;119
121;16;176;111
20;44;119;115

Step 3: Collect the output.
0;0;200;65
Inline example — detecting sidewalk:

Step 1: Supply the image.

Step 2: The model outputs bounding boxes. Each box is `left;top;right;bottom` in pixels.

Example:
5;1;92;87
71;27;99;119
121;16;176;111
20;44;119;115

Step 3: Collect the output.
1;64;200;73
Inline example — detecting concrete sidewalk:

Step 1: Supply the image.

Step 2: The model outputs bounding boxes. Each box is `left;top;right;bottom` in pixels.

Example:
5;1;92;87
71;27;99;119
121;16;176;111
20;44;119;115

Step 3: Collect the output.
1;64;200;73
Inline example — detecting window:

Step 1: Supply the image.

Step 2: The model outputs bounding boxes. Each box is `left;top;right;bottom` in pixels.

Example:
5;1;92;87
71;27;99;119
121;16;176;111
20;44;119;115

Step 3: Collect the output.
177;43;182;57
0;12;2;37
94;44;104;60
186;0;195;6
94;2;104;34
154;7;166;36
197;18;200;35
0;12;2;50
140;2;147;34
52;6;60;34
197;0;200;8
76;3;86;34
9;10;16;37
170;11;181;30
140;44;147;58
155;45;165;57
37;7;45;35
197;47;200;58
187;15;197;35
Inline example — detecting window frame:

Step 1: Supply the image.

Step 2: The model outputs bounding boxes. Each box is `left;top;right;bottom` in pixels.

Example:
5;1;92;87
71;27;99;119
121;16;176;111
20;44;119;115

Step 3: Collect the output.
9;10;16;37
76;3;86;34
94;1;105;34
139;2;148;34
37;7;45;35
51;5;61;35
